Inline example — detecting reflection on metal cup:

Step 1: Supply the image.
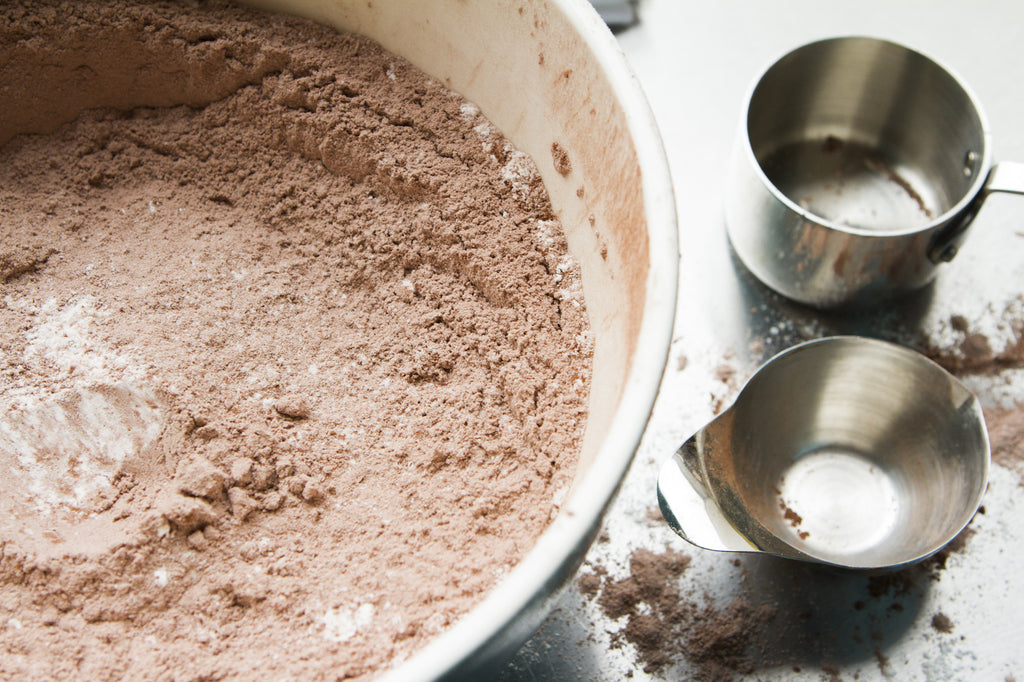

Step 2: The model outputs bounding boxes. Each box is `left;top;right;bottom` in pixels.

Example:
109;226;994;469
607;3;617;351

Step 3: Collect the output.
725;36;1024;308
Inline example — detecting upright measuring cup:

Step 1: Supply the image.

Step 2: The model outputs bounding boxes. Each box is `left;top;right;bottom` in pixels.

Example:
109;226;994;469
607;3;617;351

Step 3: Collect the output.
726;36;1024;307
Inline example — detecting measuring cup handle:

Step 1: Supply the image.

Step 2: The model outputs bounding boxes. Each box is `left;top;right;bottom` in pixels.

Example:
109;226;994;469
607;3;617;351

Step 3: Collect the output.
928;161;1024;263
983;161;1024;197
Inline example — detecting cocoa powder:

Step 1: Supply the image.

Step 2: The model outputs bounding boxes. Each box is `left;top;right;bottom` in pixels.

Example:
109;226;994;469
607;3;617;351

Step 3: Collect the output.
921;304;1024;375
931;612;955;634
0;1;591;679
580;532;979;679
583;548;696;674
985;404;1024;485
579;546;781;679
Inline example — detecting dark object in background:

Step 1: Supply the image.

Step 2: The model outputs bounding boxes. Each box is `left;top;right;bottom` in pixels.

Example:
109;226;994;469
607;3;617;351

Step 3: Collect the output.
590;0;637;30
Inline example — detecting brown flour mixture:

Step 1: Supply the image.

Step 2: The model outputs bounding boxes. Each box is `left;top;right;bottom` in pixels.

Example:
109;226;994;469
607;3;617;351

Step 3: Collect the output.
0;1;592;679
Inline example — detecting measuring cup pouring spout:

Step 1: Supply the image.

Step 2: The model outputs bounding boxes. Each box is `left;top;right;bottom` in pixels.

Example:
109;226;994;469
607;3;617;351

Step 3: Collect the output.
658;411;820;563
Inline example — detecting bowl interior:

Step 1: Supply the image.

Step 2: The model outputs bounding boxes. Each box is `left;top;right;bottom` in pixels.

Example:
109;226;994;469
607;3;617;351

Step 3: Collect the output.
247;0;658;471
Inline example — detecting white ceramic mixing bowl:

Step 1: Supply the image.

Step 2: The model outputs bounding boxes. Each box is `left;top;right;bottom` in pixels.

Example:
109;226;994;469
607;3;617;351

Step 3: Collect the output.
8;0;677;676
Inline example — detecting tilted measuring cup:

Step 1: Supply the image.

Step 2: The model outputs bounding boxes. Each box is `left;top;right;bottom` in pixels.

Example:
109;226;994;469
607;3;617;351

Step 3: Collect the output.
726;36;1024;308
657;337;989;571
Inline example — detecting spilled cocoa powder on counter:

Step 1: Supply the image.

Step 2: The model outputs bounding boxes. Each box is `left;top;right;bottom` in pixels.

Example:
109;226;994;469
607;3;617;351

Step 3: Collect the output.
985;405;1024;484
578;531;983;680
921;309;1024;485
0;1;591;679
578;547;776;680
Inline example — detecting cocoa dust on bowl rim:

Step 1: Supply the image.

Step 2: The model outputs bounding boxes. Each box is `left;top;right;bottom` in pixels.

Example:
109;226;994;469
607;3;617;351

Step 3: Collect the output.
658;337;990;571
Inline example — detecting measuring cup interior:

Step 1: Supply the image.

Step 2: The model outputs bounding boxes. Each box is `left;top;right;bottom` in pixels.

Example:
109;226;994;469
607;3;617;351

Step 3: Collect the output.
710;338;988;569
747;37;989;234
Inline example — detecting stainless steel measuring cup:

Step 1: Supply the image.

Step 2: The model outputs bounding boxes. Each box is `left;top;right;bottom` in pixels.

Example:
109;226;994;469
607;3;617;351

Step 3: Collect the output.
657;337;989;571
726;36;1024;308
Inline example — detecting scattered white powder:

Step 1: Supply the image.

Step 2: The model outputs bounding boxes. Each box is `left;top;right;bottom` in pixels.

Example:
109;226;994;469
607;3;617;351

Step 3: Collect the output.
533;219;558;251
19;296;139;388
1;295;166;518
155;518;171;539
553;255;574;283
321;603;376;643
501;150;539;200
0;384;166;516
458;102;480;121
473;121;495;139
